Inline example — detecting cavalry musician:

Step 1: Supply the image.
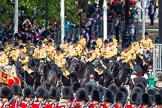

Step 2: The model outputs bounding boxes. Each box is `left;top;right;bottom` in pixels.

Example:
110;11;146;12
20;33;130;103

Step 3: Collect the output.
9;42;20;62
101;39;117;59
18;45;28;65
3;37;11;56
43;30;54;45
45;39;56;60
0;48;9;66
25;37;34;51
120;42;136;69
140;32;154;52
33;40;47;59
60;36;69;51
86;46;97;63
131;36;140;55
108;32;118;47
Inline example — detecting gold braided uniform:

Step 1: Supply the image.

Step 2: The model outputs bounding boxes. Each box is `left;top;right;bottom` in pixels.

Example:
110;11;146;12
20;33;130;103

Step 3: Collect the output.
86;50;97;62
43;38;54;45
112;38;118;47
140;38;153;51
131;42;140;54
45;45;55;60
33;48;47;59
3;45;11;56
95;38;103;48
25;43;34;51
78;37;86;48
0;52;9;66
60;42;69;51
9;49;20;62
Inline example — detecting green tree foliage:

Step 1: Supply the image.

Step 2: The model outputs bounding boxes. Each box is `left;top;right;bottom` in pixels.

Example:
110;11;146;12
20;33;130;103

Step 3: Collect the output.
1;0;89;26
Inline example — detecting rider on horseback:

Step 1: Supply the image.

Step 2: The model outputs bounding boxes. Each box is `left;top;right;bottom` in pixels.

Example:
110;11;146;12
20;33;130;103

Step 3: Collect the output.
0;48;9;66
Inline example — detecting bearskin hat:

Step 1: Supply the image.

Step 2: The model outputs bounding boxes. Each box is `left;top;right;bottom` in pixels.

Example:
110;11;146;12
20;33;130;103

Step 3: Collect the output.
119;86;128;97
36;86;48;99
132;87;143;95
91;89;101;102
155;94;162;105
116;91;126;103
72;81;81;93
141;93;151;105
85;83;96;95
130;92;140;105
23;86;35;98
62;86;74;100
98;86;106;97
11;83;22;96
147;89;156;104
103;90;114;103
76;88;89;101
0;86;12;99
48;87;60;99
108;84;119;96
135;83;145;92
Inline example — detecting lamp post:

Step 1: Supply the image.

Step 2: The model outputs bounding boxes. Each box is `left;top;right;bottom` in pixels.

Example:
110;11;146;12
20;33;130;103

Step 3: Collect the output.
61;0;65;43
103;0;107;40
14;0;18;34
45;0;48;30
141;0;146;39
159;0;162;43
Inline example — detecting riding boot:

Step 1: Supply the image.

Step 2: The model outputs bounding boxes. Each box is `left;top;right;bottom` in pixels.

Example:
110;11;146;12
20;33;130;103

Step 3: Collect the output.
59;74;62;81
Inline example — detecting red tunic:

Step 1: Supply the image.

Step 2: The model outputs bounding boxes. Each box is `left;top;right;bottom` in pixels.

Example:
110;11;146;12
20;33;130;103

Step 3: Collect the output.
9;100;23;108
7;77;21;88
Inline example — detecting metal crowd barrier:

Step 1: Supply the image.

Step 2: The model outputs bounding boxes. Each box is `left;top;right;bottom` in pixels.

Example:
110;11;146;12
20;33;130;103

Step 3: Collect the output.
50;16;132;45
153;44;162;80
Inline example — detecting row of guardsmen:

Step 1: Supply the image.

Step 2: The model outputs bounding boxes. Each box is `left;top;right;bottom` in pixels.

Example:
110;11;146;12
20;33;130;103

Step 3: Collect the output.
0;81;162;108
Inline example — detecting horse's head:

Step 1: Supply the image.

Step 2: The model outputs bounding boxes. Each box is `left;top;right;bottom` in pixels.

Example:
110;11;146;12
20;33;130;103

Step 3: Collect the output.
69;57;80;74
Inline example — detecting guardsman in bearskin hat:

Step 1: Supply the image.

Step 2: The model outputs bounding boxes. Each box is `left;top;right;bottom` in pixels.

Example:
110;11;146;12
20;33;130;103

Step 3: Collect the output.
140;32;154;52
140;93;151;108
76;88;89;108
45;39;56;60
3;37;11;56
33;40;47;59
85;80;96;100
155;94;162;108
115;91;127;108
21;85;35;108
0;48;9;66
58;86;74;108
10;83;22;108
89;89;102;108
9;42;20;62
33;86;48;108
45;87;60;108
107;84;119;98
0;86;12;108
71;81;81;105
129;92;141;108
102;90;115;108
